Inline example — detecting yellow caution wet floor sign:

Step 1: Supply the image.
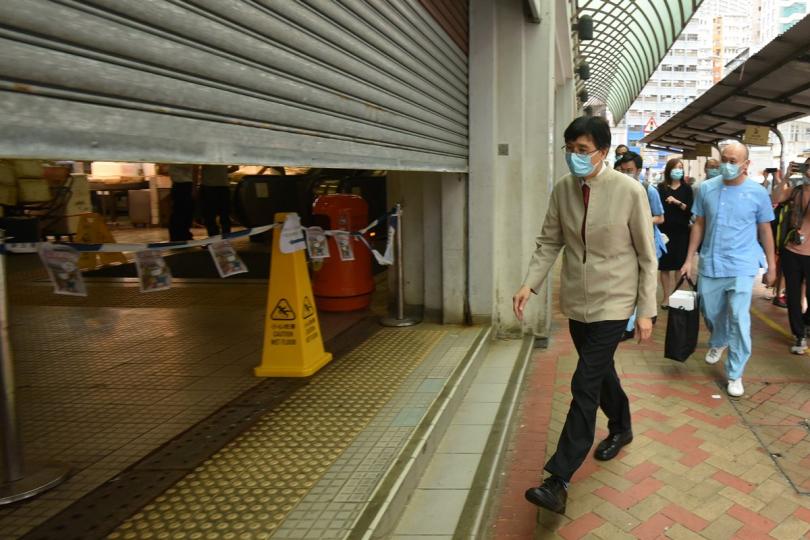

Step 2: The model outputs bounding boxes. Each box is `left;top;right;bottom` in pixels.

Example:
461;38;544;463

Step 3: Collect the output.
75;213;128;269
255;213;332;377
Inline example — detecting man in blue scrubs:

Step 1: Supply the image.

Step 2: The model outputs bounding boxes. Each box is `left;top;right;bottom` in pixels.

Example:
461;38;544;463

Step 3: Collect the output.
680;142;776;397
617;151;666;340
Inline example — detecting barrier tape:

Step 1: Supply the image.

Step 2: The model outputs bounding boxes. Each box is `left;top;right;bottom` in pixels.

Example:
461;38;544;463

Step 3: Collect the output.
1;209;395;256
2;224;276;254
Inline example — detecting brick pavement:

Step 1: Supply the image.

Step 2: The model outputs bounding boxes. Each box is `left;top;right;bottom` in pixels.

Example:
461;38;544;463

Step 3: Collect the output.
489;282;810;539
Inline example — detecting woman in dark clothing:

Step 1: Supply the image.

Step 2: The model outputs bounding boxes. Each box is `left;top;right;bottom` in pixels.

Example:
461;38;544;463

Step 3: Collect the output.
657;158;693;307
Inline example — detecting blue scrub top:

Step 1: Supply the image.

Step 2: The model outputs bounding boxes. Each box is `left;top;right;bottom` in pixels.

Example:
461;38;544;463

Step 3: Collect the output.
693;177;774;278
646;184;667;259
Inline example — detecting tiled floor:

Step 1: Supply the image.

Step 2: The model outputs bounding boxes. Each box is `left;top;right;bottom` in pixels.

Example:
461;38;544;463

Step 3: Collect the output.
106;326;486;539
490;277;810;539
0;234;373;539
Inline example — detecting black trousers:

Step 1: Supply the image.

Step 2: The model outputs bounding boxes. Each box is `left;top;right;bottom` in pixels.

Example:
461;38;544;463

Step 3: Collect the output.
200;185;231;237
169;182;194;241
544;319;632;482
780;247;810;338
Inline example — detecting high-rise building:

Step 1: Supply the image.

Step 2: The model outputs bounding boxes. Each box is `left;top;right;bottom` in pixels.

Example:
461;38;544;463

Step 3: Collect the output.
613;0;809;177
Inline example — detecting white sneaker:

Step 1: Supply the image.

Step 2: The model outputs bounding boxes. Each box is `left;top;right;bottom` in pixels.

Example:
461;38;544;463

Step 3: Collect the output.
727;378;744;397
705;346;727;365
791;337;807;355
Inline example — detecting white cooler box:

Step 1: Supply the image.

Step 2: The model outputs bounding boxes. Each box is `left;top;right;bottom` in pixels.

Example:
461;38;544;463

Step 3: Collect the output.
669;290;697;311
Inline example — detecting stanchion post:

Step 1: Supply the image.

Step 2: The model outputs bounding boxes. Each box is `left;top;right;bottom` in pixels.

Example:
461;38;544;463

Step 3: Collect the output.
0;230;70;505
381;204;420;327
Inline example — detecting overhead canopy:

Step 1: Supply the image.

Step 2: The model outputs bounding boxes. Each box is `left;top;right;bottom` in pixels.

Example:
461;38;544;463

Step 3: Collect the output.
577;0;704;120
641;15;810;153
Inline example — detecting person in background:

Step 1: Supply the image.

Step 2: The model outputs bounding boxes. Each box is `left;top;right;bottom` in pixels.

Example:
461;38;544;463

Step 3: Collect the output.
657;158;693;307
771;157;810;353
200;165;235;237
513;116;656;515
692;158;721;193
770;167;789;308
680;142;776;397
614;144;629;163
168;164;195;241
616;151;666;341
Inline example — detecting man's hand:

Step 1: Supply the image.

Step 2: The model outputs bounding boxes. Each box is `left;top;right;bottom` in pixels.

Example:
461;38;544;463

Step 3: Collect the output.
513;286;532;321
679;259;692;280
636;317;653;343
763;267;777;288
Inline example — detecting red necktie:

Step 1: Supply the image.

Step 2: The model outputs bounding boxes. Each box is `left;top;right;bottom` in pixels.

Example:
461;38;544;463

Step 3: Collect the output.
581;183;590;243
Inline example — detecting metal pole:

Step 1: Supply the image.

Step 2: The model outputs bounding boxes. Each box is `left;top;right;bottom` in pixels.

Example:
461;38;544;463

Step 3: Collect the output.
381;204;420;327
0;230;23;482
0;231;70;505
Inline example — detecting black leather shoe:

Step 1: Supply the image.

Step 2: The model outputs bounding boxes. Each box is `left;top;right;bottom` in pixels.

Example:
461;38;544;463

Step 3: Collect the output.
524;477;567;514
594;431;633;461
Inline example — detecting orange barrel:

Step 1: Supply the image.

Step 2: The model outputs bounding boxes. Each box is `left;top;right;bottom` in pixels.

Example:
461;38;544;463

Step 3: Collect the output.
311;194;374;311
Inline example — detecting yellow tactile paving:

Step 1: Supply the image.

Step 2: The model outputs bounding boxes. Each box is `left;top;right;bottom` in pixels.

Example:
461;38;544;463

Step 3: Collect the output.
108;328;446;540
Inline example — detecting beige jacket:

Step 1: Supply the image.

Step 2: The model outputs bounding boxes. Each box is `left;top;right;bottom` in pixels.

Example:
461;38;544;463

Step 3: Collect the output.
523;165;658;323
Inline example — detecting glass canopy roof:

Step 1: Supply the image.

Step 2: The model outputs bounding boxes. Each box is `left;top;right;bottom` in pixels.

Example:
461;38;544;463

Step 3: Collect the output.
577;0;704;120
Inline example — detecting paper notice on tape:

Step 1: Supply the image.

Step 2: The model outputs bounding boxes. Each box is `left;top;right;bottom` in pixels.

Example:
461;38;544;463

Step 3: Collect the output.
372;217;395;266
208;240;248;278
280;214;306;254
38;243;87;296
134;250;172;293
335;231;355;261
306;227;330;260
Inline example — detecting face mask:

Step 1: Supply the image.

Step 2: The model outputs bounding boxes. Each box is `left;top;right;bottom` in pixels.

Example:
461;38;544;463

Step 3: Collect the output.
565;151;598;177
706;168;720;178
720;162;740;180
671;169;684;181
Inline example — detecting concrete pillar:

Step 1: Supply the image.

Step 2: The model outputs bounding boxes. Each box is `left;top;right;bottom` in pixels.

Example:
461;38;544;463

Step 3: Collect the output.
469;0;559;337
422;178;442;320
441;173;467;324
468;0;497;326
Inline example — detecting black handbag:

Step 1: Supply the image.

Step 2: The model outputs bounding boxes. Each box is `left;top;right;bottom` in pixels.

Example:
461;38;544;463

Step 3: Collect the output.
664;276;700;362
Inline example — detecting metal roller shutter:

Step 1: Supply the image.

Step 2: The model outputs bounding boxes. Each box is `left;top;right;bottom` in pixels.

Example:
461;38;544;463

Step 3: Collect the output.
0;0;468;171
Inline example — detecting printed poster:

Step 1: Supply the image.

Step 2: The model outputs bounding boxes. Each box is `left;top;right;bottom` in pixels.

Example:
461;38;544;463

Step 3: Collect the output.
38;243;87;296
207;240;248;278
306;226;330;260
334;231;355;262
134;250;172;293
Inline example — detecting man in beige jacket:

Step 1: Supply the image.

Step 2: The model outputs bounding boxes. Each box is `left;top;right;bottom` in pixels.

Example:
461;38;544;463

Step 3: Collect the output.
513;116;657;514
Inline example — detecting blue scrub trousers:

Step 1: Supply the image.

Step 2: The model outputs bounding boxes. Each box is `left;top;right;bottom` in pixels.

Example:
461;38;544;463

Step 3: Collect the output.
698;275;756;380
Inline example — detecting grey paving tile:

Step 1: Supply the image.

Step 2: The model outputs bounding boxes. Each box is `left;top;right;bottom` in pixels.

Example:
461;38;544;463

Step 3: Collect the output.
435;424;491;454
463;383;507;403
452;401;500;425
416;378;446;393
391;537;453;540
393;489;468;536
473;366;513;384
391;407;428;427
419;453;481;490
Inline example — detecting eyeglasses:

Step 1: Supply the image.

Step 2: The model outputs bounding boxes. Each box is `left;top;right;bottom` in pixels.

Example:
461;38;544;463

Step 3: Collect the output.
561;146;599;158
